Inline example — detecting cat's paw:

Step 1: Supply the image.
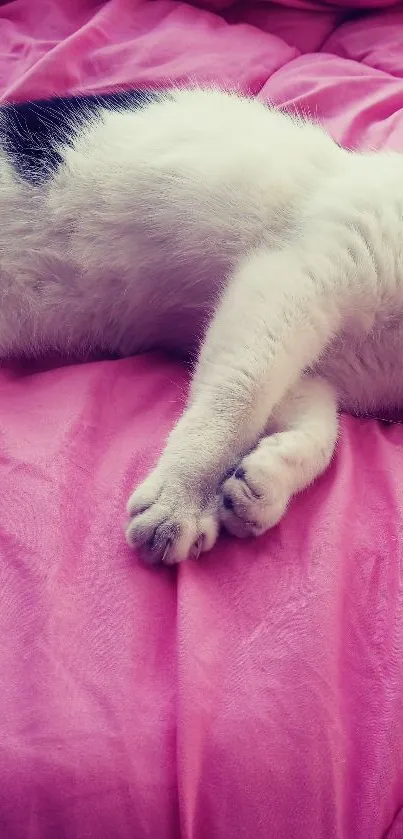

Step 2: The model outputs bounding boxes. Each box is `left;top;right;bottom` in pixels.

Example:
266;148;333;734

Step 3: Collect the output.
126;469;219;565
219;443;291;538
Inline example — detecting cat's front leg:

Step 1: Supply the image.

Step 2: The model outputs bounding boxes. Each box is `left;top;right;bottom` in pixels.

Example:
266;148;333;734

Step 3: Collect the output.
220;375;338;537
126;247;343;564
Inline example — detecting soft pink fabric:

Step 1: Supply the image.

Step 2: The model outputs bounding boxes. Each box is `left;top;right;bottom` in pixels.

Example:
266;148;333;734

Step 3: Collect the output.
195;0;402;12
0;1;403;837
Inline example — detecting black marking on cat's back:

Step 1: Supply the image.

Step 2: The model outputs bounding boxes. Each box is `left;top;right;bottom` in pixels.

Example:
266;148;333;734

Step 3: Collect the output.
0;89;163;185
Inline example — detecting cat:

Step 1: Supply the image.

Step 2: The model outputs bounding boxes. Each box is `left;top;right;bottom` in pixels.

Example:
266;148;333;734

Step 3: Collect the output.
1;86;403;565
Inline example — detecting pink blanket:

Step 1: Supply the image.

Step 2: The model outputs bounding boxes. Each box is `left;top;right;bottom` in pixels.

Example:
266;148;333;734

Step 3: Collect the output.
0;1;403;836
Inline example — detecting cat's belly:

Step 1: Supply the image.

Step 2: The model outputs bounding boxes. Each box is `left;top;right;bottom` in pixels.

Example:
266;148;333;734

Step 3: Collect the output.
316;321;403;417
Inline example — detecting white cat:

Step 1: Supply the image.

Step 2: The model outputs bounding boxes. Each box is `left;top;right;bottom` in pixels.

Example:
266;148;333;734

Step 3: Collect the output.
1;86;402;564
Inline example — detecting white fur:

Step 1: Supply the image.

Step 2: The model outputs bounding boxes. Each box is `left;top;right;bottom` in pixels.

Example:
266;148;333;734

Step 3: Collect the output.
1;87;403;562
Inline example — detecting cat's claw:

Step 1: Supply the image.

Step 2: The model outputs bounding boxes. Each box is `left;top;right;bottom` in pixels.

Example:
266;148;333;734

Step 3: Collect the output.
189;535;203;560
161;539;172;564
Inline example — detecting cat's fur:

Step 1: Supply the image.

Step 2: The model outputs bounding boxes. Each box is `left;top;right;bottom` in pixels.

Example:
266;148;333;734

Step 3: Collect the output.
1;86;403;563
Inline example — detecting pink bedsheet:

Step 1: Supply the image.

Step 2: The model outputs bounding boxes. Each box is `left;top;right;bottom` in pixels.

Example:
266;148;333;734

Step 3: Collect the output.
0;1;403;837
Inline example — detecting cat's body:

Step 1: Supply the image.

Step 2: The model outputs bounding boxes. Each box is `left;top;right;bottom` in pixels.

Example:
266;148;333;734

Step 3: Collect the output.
1;86;403;562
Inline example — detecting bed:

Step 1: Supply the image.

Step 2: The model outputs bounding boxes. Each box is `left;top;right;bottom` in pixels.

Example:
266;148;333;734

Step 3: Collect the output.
0;0;402;836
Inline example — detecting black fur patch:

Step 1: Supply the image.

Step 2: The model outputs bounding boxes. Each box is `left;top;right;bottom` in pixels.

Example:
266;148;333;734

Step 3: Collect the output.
0;89;162;184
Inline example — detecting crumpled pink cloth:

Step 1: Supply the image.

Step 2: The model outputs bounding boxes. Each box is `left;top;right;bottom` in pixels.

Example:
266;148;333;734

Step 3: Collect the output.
0;1;402;837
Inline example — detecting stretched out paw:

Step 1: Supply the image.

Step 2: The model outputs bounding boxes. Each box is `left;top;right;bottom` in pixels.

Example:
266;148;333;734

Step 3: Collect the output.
126;469;219;565
219;440;292;538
